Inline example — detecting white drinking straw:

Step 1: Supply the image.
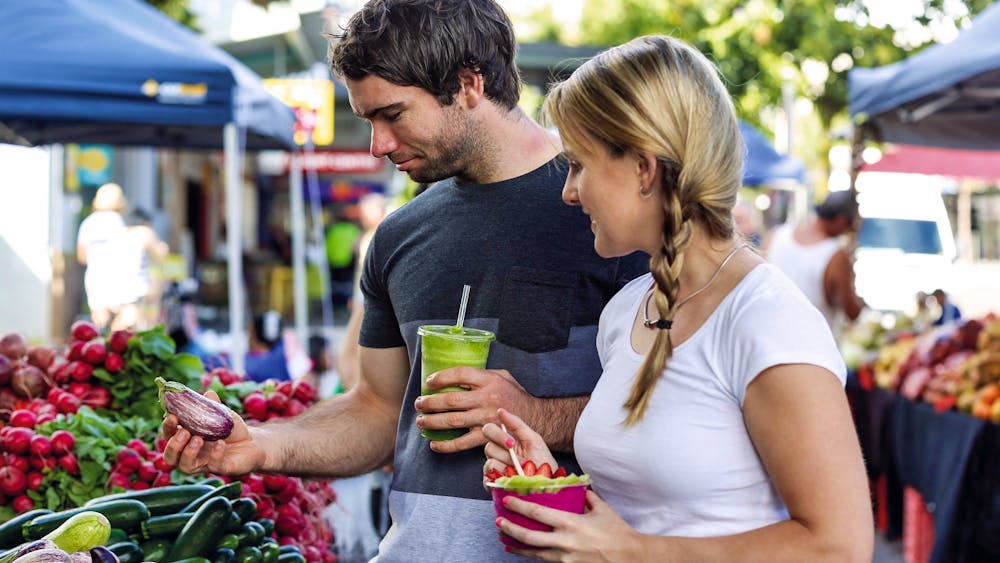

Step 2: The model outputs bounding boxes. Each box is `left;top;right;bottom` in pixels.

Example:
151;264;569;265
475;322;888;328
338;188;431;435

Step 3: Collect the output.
500;423;525;476
455;284;471;329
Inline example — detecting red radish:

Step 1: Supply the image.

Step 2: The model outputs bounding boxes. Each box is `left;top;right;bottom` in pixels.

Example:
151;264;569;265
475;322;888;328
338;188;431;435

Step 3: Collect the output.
9;410;36;428
70;362;93;382
266;391;289;413
26;471;43;491
5;454;29;473
244;474;266;495
116;448;142;470
243;392;268;419
0;466;26;496
34;413;56;425
137;462;157;482
152;455;173;472
104;352;124;373
81;341;106;365
70;321;99;342
0;333;28;360
107;471;130;489
11;365;48;399
2;428;33;455
67;382;91;397
274;478;301;503
50;362;71;385
67;340;86;361
108;330;133;354
50;430;75;455
81;386;111;409
126;439;148;457
293;380;317;403
29;456;57;471
152;471;172;488
132;481;150;490
0;356;12;386
284;398;306;417
55;392;81;414
261;473;288;492
28;435;51;458
276;380;294;397
26;347;56;371
155;437;168;452
58;453;79;475
12;494;34;513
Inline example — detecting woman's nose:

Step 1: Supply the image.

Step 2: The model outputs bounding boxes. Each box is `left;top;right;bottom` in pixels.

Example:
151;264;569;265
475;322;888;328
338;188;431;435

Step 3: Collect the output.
562;181;579;206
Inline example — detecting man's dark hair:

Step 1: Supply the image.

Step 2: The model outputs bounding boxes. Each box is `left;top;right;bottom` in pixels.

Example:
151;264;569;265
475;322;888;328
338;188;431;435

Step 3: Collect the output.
328;0;521;110
815;190;859;221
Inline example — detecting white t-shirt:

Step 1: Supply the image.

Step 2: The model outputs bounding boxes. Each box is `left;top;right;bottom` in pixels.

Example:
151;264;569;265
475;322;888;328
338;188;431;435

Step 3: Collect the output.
77;211;131;307
765;224;842;330
574;265;845;538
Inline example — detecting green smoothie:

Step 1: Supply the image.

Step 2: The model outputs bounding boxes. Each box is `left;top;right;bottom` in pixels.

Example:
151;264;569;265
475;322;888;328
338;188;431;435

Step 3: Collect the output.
417;325;495;441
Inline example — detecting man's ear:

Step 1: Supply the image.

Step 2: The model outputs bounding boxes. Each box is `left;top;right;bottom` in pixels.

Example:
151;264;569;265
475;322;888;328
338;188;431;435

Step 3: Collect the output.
456;67;485;109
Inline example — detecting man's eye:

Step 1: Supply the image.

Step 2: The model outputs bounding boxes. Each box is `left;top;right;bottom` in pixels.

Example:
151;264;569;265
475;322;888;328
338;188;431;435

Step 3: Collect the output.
385;112;402;122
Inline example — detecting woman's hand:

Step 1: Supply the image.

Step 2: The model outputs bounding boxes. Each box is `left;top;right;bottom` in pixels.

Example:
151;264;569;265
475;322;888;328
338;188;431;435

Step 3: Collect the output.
497;490;643;562
482;408;557;478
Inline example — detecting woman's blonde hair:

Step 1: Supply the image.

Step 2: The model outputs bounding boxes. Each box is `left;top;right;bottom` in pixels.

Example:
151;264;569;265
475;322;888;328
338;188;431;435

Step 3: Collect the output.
93;183;126;212
543;35;743;425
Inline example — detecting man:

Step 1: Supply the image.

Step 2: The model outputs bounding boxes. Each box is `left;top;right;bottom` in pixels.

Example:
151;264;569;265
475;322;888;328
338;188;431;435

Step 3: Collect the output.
763;190;865;333
162;1;646;561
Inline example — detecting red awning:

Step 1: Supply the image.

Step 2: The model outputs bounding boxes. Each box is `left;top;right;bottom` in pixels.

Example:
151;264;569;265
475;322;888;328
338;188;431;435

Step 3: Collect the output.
863;144;1000;181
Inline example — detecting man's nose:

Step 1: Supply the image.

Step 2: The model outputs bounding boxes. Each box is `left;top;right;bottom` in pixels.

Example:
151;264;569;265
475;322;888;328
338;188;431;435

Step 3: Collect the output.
370;123;398;159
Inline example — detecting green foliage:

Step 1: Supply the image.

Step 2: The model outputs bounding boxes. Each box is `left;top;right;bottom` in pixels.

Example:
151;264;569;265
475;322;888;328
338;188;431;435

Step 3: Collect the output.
144;0;198;30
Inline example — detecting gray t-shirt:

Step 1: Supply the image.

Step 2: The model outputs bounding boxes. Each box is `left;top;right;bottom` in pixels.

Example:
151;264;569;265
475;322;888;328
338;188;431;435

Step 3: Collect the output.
359;158;647;562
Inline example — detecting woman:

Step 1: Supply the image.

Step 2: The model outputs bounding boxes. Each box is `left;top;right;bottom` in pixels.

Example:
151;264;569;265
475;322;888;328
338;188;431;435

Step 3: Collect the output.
483;36;873;561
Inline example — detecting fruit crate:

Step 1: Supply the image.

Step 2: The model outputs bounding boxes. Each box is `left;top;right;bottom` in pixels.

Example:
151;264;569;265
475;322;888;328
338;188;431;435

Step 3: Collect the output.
903;486;935;563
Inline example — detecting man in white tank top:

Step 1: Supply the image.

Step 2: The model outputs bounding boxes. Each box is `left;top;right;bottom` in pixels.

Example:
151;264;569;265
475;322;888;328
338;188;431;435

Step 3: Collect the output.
763;190;866;334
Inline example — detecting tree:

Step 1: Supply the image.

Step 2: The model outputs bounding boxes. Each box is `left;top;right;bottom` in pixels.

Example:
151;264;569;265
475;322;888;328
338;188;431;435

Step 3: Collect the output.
144;0;198;30
523;0;991;180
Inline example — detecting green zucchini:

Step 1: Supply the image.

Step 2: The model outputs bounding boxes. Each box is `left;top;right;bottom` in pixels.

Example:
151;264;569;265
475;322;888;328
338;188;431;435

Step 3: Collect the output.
234;546;262;563
140;513;194;540
84;485;213;516
180;482;244;514
225;511;243;533
275;552;305;563
0;510;53;548
164;497;232;560
216;534;240;551
23;501;150;539
276;546;300;555
106;528;129;545
139;538;172;562
170;559;211;563
259;541;280;563
229;499;256;524
198;477;227;488
255;519;274;538
108;541;143;563
212;547;236;563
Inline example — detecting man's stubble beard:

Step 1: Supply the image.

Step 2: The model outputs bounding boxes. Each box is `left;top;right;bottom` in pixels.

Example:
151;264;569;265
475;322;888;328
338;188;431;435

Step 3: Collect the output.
407;106;490;184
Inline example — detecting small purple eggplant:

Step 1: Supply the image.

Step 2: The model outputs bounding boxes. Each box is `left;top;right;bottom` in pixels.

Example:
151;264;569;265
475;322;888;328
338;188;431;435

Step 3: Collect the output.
156;377;234;440
11;549;70;563
2;541;57;563
66;553;90;563
87;547;118;563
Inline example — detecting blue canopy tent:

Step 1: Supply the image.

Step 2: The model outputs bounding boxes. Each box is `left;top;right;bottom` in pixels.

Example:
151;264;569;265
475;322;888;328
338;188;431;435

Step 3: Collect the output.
0;0;301;372
739;120;806;186
848;3;1000;151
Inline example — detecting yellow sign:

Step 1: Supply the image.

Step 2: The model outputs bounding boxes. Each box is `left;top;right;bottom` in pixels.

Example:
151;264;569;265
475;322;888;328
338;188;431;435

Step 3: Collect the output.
264;79;335;146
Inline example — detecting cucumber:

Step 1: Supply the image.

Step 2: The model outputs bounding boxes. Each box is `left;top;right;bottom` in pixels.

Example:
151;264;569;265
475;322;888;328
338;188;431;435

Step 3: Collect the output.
275;552;305;563
225;511;242;533
234;546;261;563
106;528;128;545
84;485;212;516
216;534;240;551
259;542;280;563
255;519;274;538
0;510;53;548
164;497;232;560
140;514;194;540
229;499;256;524
107;541;143;563
212;547;236;563
235;522;264;549
139;538;171;562
198;477;227;488
172;559;211;563
181;482;244;514
23;501;149;540
276;546;300;555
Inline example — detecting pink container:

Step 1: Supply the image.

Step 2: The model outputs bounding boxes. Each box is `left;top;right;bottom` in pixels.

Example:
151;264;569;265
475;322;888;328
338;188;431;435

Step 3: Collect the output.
488;482;588;550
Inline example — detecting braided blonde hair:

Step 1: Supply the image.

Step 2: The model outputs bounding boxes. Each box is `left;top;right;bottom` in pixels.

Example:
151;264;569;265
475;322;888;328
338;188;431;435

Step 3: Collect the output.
543;35;743;425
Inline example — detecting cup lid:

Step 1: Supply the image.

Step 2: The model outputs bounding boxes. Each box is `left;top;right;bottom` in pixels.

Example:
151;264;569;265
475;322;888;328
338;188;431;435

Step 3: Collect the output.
417;325;496;342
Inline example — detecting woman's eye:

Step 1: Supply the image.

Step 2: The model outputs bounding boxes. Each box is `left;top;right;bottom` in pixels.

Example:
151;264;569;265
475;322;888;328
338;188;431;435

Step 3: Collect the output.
567;160;581;172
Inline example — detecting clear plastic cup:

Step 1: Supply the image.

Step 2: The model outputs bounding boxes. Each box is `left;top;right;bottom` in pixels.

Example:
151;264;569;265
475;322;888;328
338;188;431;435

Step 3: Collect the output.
417;325;495;441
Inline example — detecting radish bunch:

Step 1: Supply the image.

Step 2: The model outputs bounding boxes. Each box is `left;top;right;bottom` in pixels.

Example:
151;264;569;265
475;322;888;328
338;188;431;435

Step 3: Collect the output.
0;425;77;513
239;472;336;563
241;380;318;422
106;439;174;491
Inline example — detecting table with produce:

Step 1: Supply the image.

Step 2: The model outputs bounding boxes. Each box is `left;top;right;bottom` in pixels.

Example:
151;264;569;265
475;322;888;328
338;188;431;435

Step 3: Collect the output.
0;322;336;563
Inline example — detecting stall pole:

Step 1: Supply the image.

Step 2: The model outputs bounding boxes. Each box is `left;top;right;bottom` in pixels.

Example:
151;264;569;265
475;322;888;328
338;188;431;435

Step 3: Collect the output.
289;152;308;345
225;123;245;375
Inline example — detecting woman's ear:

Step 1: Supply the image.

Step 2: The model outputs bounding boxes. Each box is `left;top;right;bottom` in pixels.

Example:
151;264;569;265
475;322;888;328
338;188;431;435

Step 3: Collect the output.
636;150;660;191
456;67;485;109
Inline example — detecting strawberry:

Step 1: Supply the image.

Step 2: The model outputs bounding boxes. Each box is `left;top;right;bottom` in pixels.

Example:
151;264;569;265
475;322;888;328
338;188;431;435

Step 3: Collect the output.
537;462;553;478
504;465;517;478
485;468;504;482
522;460;536;476
553;466;567;478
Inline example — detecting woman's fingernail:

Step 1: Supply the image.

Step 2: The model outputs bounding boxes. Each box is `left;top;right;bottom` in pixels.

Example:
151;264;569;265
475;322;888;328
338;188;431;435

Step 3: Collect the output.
504;437;515;448
502;496;510;506
504;546;512;553
495;517;502;527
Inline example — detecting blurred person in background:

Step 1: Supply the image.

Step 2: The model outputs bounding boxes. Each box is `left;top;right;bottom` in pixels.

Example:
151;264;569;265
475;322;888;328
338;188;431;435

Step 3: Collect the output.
76;182;130;331
732;200;762;247
763;190;865;336
120;208;169;330
932;288;962;326
244;311;291;383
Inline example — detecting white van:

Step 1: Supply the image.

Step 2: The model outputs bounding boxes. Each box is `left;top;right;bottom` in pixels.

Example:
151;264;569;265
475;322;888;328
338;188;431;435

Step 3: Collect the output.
851;172;957;313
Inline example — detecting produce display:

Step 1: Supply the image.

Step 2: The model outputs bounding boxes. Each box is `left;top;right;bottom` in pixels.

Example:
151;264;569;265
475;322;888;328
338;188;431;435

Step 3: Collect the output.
855;315;1000;423
0;324;337;562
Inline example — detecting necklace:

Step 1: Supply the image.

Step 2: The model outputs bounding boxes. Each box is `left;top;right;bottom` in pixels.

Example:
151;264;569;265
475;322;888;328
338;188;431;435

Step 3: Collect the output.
643;243;750;330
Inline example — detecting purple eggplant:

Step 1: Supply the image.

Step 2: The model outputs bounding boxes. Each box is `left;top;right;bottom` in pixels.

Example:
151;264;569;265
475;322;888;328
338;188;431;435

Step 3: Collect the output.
11;549;70;563
87;547;118;563
0;540;57;563
155;377;234;440
66;553;89;563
